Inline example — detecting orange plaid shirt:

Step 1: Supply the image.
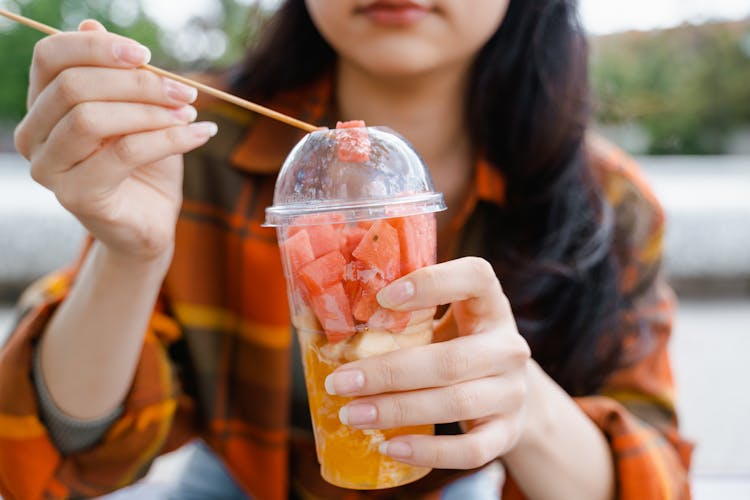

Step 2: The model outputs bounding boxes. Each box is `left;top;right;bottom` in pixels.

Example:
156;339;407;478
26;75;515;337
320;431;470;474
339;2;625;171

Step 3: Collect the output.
0;78;692;499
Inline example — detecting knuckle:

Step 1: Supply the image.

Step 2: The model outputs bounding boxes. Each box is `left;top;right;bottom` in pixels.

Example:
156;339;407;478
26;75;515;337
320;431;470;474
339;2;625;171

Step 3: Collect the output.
29;161;47;185
421;265;442;291
384;397;409;426
13;123;30;158
436;346;471;383
55;185;84;213
56;69;82;106
32;38;53;71
506;379;527;411
374;358;399;391
447;385;478;420
68;103;98;136
133;69;158;94
84;34;99;62
164;125;186;147
428;442;447;469
511;337;531;365
467;257;498;288
112;135;137;164
465;435;494;468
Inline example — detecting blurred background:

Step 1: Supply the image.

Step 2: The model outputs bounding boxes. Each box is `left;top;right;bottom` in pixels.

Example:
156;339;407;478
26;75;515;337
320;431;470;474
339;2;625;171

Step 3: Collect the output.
0;0;748;498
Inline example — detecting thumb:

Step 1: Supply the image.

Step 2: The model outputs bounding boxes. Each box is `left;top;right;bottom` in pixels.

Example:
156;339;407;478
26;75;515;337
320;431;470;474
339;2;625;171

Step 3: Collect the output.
78;19;107;32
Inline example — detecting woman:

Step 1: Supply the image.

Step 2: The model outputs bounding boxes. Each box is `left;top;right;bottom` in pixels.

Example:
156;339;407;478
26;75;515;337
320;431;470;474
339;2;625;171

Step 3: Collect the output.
2;0;691;498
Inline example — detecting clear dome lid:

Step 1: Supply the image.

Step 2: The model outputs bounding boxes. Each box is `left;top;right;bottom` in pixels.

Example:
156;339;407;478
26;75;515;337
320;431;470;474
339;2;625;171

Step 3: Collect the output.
264;124;446;227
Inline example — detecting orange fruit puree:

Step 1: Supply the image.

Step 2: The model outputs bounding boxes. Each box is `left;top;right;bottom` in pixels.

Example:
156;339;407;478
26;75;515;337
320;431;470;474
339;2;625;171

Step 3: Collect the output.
298;329;433;489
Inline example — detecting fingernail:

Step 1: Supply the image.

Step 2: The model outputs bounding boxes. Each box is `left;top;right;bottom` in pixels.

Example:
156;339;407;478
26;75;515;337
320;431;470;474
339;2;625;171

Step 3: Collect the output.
113;43;151;65
340;403;377;426
189;122;218;138
325;370;364;396
379;441;413;459
165;79;198;103
172;106;198;122
377;280;415;308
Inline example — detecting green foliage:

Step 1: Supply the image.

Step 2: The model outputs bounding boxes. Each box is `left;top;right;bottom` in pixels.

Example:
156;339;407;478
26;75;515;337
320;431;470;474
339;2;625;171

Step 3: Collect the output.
591;21;750;154
2;3;748;155
0;0;269;125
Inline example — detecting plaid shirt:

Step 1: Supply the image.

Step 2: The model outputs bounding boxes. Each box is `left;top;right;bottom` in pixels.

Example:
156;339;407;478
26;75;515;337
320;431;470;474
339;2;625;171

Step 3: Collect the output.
0;77;692;499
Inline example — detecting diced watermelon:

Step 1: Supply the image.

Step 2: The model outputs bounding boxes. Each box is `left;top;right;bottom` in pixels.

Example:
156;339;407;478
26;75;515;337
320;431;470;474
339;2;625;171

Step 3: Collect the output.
352;220;401;281
309;283;356;343
289;214;346;258
392;214;437;274
336;121;371;163
352;290;380;323
299;250;347;294
280;229;315;277
340;225;368;260
368;308;412;334
337;120;366;129
343;260;384;322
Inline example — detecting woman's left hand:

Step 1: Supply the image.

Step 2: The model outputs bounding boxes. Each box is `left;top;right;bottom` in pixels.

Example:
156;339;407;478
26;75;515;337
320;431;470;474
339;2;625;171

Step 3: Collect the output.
324;257;531;469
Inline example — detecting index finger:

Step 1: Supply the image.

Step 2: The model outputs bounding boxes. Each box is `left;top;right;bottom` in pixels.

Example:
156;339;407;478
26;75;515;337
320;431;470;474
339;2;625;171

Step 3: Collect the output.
29;31;151;107
325;332;525;397
377;257;511;327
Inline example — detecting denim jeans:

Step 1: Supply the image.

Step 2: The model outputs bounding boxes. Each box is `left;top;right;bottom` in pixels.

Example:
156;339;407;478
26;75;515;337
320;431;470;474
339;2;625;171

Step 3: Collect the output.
100;440;502;499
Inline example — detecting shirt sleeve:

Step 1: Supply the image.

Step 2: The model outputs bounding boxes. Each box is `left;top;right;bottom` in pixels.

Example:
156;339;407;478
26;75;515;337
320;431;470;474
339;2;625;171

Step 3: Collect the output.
0;257;183;500
32;341;123;455
573;143;693;500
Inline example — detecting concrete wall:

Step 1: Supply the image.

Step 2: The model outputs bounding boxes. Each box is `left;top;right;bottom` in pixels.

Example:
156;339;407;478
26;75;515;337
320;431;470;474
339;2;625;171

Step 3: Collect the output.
2;153;749;295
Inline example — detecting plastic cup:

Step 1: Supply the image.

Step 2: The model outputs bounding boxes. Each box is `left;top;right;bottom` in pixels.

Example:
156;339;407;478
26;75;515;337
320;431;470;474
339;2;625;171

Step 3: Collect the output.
265;123;446;489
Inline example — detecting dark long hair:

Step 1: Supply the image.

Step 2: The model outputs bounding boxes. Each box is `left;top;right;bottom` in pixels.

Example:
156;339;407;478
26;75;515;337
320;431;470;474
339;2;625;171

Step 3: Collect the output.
232;0;623;396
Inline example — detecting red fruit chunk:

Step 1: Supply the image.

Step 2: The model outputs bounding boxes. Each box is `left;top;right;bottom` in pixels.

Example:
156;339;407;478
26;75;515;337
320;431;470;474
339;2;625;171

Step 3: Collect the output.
309;283;356;343
352;291;380;323
337;120;366;129
343;260;386;322
289;214;346;258
336;121;371;163
368;308;412;333
341;225;368;260
299;250;347;295
280;229;315;277
392;214;437;274
352;220;401;281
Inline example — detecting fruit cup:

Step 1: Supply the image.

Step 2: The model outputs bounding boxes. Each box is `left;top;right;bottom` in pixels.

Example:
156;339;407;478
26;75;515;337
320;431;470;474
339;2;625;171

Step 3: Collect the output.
265;122;446;489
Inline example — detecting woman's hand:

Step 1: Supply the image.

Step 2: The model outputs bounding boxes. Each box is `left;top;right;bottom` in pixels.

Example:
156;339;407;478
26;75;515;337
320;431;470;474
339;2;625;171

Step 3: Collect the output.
13;20;217;262
324;257;531;469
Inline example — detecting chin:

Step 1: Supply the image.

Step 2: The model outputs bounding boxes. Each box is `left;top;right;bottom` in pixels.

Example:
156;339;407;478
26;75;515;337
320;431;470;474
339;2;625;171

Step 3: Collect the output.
344;40;446;78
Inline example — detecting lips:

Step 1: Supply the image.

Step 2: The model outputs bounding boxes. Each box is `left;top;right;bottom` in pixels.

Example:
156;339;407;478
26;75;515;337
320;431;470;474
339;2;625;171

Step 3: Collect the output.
356;0;434;27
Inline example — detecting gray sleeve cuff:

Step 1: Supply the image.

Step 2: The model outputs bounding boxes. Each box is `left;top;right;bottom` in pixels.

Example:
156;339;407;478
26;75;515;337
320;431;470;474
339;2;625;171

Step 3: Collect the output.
32;345;123;455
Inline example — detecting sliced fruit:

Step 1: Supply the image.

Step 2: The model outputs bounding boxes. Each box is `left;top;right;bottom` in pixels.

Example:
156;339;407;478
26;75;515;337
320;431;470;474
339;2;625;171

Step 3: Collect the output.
289;214;346;257
392;214;437;274
343;330;398;362
287;223;339;258
342;259;390;323
340;225;368;261
280;229;315;277
368;308;412;333
309;283;356;343
299;250;347;295
337;120;366;129
336;121;371;163
352;220;401;281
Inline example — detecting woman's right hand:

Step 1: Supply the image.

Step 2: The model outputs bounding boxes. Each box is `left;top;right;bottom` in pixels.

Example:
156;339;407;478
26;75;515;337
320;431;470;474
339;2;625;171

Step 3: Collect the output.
13;20;217;262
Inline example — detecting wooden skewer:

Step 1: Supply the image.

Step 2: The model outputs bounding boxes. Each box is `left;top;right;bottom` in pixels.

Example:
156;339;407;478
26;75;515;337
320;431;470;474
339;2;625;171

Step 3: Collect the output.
0;8;321;133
